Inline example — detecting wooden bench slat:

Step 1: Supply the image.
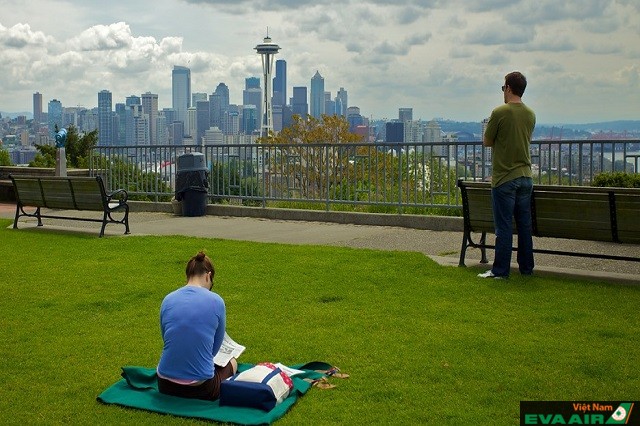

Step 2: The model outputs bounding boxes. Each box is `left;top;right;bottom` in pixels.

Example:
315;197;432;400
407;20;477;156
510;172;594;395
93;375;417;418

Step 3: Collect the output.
11;179;45;207
69;178;106;210
39;179;76;210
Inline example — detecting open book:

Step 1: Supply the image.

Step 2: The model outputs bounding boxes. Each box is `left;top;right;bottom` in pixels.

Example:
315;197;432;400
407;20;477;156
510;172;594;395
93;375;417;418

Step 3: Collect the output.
214;332;245;367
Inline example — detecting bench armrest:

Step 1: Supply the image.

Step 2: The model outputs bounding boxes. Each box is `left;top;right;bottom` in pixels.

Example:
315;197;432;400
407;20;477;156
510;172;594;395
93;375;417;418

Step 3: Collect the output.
107;189;128;205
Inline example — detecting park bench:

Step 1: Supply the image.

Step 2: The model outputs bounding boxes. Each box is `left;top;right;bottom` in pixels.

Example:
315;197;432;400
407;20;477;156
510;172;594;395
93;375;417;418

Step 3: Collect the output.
457;179;640;266
9;175;130;237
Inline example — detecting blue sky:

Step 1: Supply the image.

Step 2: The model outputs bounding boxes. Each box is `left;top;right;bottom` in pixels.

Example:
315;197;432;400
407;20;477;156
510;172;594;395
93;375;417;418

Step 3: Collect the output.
1;0;638;123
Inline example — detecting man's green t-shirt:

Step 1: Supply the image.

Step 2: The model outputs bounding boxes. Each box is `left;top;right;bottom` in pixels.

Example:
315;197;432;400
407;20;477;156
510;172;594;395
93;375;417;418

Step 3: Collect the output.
484;103;536;187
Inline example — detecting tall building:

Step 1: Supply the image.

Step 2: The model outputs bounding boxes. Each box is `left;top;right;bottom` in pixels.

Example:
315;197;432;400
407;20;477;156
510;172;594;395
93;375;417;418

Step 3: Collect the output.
310;71;325;119
291;86;308;118
210;83;230;131
115;103;126;145
172;65;191;126
242;105;258;135
196;100;210;144
273;59;287;107
245;77;260;90
47;99;63;139
385;121;404;144
203;126;224;145
324;92;335;116
186;107;197;137
192;92;208;105
170;121;184;146
399;108;413;123
141;92;158;145
126;95;141;107
243;81;262;130
335;88;347;117
255;35;280;137
425;120;443;143
98;90;114;145
33;92;43;124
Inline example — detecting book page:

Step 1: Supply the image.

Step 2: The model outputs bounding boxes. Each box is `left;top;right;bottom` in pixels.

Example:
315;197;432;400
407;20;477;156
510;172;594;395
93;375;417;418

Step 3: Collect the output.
214;332;245;367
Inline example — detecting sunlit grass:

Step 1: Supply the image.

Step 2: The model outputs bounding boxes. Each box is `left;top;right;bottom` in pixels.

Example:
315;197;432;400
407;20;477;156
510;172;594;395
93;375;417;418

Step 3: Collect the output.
0;219;638;425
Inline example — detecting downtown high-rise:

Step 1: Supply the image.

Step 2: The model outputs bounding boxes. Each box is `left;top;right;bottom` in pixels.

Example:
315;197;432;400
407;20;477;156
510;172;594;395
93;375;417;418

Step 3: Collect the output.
98;89;113;146
141;92;158;145
310;71;325;119
172;66;191;127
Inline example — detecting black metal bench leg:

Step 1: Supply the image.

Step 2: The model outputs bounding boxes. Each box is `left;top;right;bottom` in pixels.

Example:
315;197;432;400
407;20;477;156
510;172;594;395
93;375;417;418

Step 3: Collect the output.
100;212;108;238
480;232;488;264
123;206;130;235
459;232;469;267
13;204;21;229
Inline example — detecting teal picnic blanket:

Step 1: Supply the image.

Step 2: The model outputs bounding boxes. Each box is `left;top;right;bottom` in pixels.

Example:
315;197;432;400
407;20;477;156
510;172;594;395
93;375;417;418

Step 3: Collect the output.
97;362;331;425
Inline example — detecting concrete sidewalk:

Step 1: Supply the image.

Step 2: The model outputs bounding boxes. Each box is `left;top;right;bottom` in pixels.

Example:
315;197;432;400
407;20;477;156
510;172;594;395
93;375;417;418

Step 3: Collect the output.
2;202;639;285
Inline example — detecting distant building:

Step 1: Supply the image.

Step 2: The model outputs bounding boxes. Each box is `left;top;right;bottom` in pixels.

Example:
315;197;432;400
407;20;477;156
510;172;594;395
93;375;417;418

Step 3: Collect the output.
272;60;287;107
425;120;443;143
335;88;348;117
385;121;404;144
399;108;413;123
196;101;211;144
33;92;43;124
203;126;224;145
48;99;63;139
242;105;258;135
291;86;308;118
172;65;191;126
310;71;325;119
141;92;158;145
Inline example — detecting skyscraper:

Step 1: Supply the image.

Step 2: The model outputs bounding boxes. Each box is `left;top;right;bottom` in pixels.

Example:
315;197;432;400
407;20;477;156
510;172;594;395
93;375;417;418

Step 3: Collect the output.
291;86;308;118
196;100;210;144
245;77;260;90
172;65;191;127
399;108;413;122
273;59;287;107
48;99;63;139
243;77;262;130
210;83;230;132
98;90;113;146
33;92;43;124
141;92;158;145
255;35;280;137
310;71;325;119
115;103;126;145
336;88;348;117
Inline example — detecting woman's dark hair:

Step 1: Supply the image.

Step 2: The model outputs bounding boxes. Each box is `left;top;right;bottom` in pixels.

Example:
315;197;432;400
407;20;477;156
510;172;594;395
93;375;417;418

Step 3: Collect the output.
185;251;214;280
505;71;527;97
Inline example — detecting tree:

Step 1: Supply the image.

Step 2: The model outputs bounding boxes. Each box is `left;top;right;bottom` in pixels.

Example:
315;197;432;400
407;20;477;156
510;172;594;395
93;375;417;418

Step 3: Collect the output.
0;147;12;166
258;114;363;200
30;125;97;168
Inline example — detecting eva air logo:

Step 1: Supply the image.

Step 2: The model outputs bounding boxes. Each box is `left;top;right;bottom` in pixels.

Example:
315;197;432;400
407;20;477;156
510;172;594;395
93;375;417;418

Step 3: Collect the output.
607;403;633;424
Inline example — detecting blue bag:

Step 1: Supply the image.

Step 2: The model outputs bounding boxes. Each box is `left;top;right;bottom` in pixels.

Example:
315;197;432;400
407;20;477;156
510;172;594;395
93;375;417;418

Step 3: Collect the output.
219;363;294;411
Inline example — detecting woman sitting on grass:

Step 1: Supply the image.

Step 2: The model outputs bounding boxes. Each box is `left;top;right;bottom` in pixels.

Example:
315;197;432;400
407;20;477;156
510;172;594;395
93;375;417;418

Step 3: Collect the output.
156;251;237;400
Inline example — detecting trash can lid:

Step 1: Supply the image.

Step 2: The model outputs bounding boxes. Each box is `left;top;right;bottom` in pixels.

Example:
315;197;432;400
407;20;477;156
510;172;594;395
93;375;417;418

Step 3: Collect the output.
177;152;206;171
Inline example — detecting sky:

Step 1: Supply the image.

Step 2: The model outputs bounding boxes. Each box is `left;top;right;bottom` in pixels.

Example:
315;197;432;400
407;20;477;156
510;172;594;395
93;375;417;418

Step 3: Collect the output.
1;0;639;124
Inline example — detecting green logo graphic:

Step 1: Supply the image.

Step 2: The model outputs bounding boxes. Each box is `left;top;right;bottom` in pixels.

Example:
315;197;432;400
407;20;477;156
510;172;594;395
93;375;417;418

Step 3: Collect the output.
606;403;634;424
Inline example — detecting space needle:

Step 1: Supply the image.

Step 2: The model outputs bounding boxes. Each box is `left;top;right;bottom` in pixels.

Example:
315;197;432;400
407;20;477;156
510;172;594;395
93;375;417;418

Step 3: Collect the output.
254;32;280;138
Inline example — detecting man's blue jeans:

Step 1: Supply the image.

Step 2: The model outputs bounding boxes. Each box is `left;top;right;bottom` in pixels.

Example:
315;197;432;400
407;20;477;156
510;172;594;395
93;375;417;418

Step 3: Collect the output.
491;176;534;277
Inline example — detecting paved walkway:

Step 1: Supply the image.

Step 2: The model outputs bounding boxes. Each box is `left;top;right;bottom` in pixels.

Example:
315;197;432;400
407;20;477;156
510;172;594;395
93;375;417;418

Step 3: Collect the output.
2;202;639;285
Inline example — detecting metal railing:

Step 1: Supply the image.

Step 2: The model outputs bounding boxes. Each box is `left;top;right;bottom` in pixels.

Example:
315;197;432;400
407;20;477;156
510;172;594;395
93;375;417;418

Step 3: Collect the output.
90;140;640;212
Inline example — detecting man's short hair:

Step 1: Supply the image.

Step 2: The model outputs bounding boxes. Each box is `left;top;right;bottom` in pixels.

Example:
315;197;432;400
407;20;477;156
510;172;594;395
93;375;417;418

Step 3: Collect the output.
505;71;527;97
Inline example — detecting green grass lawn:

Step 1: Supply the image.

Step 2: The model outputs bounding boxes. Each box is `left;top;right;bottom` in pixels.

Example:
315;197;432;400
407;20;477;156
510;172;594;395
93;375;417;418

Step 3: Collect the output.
0;218;638;425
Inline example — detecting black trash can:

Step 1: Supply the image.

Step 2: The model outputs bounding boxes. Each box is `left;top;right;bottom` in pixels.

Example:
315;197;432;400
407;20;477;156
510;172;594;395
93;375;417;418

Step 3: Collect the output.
176;152;209;217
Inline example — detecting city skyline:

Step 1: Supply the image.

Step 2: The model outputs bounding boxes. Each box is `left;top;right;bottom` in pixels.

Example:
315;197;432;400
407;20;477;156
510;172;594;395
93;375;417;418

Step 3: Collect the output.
1;0;639;124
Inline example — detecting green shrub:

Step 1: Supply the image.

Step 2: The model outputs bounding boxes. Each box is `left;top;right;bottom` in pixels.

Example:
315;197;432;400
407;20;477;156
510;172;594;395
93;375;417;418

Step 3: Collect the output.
592;172;640;188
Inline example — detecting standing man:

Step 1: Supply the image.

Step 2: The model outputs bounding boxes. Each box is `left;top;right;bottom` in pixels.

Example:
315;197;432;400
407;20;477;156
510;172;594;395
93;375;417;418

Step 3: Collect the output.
479;71;536;279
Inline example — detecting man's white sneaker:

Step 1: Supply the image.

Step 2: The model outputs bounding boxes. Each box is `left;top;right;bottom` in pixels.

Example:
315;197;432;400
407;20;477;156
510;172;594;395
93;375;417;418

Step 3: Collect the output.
477;270;503;279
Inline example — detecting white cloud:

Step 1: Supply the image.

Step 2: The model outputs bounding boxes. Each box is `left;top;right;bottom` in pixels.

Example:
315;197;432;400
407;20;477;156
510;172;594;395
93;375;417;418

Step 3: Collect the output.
0;22;53;48
0;0;639;123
